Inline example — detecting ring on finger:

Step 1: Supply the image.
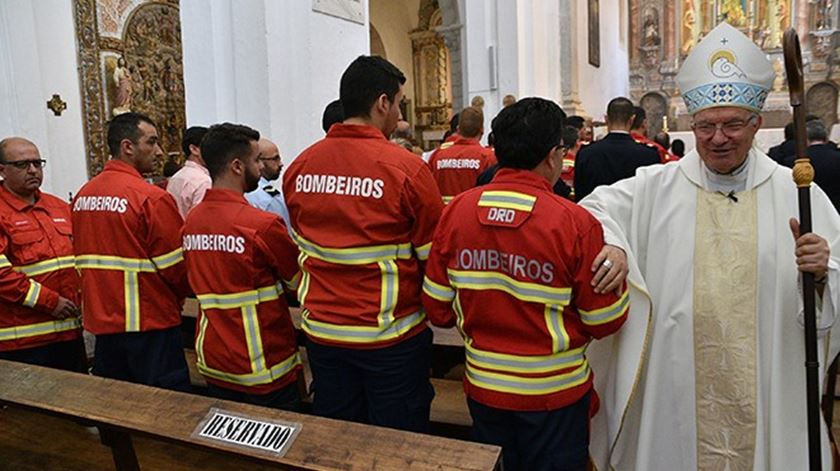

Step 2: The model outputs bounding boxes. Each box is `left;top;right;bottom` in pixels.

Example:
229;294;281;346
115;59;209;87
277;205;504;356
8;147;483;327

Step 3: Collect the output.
602;259;613;269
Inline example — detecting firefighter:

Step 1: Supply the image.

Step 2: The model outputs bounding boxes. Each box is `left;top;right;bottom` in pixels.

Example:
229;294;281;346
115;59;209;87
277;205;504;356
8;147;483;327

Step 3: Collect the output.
422;98;629;470
72;112;190;391
0;137;83;371
427;106;496;204
182;123;302;410
283;56;444;432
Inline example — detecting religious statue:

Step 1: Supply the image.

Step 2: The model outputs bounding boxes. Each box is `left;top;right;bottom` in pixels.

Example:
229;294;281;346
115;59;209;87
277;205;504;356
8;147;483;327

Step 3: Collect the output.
720;0;748;27
682;2;698;56
643;12;661;47
112;56;133;116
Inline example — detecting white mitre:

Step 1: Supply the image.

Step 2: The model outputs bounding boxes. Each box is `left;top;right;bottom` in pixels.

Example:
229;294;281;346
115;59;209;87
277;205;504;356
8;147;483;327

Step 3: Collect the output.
677;22;775;114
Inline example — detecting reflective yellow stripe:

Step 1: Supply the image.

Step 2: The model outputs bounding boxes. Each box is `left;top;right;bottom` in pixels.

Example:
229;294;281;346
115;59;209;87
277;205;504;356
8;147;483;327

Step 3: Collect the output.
283;271;301;291
423;276;455;302
195;311;209;366
466;343;586;374
198;351;301;387
477;191;536;212
562;159;575;168
22;280;41;308
442;196;454;204
579;289;629;326
378;260;398;326
75;255;156;272
151;248;183;270
414;242;432;261
292;232;412;265
544;304;570;352
466;360;591;395
0;317;81;342
301;309;426;344
447;269;571;305
16;256;76;277
242;305;267;373
196;284;282;310
0;255;12;269
124;272;140;331
297;254;311;306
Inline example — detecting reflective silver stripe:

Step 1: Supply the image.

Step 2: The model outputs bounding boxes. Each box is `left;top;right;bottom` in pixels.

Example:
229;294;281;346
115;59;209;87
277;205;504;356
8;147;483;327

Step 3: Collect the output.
580;291;630;325
448;270;571;304
292;232;412;265
477;192;537;211
466;361;591;395
151;248;183;270
197;284;282;310
414;242;432;260
16;256;76;277
195;311;209;366
546;304;567;352
242;304;267;372
198;351;301;387
124;272;140;331
0;317;81;341
422;276;455;302
379;260;398;325
75;255;156;272
301;310;426;342
22;280;41;308
465;343;585;374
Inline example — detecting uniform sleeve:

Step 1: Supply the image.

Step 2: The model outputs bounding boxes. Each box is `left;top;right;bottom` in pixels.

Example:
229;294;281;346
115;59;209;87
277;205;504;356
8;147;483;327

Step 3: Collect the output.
255;218;301;297
0;233;59;314
144;193;191;298
570;216;629;339
405;163;444;270
420;207;456;328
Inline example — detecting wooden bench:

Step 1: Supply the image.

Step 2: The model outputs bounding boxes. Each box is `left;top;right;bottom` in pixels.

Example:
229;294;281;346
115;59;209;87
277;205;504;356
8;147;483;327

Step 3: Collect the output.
0;360;499;470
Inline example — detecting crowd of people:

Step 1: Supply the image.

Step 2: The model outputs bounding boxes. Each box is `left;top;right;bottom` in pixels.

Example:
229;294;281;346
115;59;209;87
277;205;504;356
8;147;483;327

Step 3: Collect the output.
1;21;840;471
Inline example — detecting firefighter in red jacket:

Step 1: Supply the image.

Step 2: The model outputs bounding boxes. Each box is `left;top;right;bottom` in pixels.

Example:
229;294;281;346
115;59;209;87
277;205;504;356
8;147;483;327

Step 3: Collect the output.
284;56;444;432
72;112;190;391
183;123;302;410
427;106;496;204
422;98;629;470
0;137;83;371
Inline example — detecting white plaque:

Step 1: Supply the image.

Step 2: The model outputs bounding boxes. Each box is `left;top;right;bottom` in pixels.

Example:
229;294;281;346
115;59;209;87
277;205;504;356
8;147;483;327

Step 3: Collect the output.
312;0;365;25
193;408;301;457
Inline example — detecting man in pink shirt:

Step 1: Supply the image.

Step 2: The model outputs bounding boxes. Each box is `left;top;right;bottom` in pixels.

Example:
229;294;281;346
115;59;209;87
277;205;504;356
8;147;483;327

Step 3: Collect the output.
167;126;210;217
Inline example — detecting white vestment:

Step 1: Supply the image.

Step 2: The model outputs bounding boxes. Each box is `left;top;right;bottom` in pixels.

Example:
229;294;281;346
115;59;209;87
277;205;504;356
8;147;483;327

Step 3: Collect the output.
582;148;840;470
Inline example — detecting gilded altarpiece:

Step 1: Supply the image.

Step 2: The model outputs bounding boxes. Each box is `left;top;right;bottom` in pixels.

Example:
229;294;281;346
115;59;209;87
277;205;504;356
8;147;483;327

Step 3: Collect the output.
411;0;453;148
73;0;186;177
629;0;840;133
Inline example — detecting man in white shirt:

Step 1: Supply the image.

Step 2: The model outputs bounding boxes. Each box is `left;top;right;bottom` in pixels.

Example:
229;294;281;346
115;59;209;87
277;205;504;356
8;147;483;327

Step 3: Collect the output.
166;126;210;218
245;137;290;227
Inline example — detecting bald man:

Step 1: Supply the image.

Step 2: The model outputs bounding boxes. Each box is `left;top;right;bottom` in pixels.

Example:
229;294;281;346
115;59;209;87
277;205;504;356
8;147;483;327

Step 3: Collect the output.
244;137;291;228
0;137;84;371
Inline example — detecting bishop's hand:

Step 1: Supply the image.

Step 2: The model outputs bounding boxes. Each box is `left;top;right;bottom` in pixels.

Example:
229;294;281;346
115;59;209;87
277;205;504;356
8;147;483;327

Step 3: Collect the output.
592;244;628;296
790;217;830;281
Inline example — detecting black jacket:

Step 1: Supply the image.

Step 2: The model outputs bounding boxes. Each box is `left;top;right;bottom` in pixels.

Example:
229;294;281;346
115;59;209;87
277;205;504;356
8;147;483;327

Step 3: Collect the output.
783;143;840;213
574;132;661;200
767;140;795;165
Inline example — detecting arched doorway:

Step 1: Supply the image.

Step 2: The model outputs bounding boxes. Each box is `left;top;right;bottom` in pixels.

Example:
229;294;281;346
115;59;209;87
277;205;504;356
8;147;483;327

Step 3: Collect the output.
806;82;839;128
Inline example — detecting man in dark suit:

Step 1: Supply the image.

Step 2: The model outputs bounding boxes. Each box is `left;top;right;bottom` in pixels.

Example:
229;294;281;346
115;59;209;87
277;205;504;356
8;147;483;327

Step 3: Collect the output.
784;119;840;212
767;122;795;165
574;97;661;200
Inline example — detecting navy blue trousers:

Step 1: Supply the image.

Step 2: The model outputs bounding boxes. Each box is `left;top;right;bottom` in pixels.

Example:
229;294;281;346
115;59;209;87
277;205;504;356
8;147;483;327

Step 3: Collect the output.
468;392;591;471
207;381;302;412
93;326;190;393
0;338;86;372
306;327;434;433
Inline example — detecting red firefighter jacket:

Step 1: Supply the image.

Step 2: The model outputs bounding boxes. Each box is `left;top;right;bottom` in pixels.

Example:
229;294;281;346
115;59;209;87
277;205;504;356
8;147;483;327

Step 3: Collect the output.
0;186;80;351
283;123;444;349
183;189;302;394
631;132;677;163
427;137;497;203
72;159;189;335
422;168;629;411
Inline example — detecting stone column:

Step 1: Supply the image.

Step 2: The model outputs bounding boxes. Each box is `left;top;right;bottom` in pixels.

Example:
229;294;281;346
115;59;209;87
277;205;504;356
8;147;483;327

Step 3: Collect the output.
559;0;585;116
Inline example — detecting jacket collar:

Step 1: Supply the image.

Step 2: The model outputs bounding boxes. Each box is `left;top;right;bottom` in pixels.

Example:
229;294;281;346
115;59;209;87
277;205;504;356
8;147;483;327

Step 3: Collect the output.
0;184;41;211
453;137;482;147
491;168;553;192
326;123;387;140
103;159;143;179
202;188;250;205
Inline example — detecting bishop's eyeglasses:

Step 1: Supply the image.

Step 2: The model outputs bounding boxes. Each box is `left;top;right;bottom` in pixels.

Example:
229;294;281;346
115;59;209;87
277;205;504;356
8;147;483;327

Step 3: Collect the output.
691;114;758;139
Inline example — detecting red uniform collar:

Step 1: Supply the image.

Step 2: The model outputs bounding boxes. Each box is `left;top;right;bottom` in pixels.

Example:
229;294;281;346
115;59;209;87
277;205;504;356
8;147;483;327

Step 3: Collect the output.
201;188;250;205
452;137;483;147
326;123;387;140
491;168;553;192
103;159;144;179
0;184;42;211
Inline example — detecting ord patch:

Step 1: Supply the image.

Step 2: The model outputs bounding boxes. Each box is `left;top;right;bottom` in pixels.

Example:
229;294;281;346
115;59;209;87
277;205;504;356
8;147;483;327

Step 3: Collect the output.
477;191;535;228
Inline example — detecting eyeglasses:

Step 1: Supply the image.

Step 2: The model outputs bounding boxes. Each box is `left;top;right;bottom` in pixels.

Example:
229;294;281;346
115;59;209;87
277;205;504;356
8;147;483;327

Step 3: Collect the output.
2;159;46;170
692;115;757;139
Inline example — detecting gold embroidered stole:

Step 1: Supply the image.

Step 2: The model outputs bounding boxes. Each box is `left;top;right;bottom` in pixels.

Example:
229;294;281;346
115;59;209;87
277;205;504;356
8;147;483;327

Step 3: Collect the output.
693;189;758;470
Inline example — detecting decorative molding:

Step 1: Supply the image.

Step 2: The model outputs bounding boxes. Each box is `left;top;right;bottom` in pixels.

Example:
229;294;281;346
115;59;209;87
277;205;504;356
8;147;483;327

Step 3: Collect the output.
74;0;108;177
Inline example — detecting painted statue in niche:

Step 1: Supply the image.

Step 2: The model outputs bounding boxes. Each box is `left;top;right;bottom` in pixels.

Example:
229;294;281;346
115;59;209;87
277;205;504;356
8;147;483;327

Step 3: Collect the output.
112;56;133;115
643;9;661;47
719;0;748;27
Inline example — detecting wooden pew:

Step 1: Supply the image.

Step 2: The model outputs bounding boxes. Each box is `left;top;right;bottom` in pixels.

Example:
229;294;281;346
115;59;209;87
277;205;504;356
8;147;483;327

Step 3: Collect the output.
0;360;499;470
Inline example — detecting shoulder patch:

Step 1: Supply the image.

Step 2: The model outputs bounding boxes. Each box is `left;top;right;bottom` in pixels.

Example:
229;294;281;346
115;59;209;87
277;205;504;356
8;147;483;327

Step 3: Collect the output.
476;191;535;228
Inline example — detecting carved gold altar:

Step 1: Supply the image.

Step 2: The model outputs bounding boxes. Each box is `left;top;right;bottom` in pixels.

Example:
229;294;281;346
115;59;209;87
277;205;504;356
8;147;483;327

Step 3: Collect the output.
630;0;840;134
73;0;186;177
411;0;453;148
